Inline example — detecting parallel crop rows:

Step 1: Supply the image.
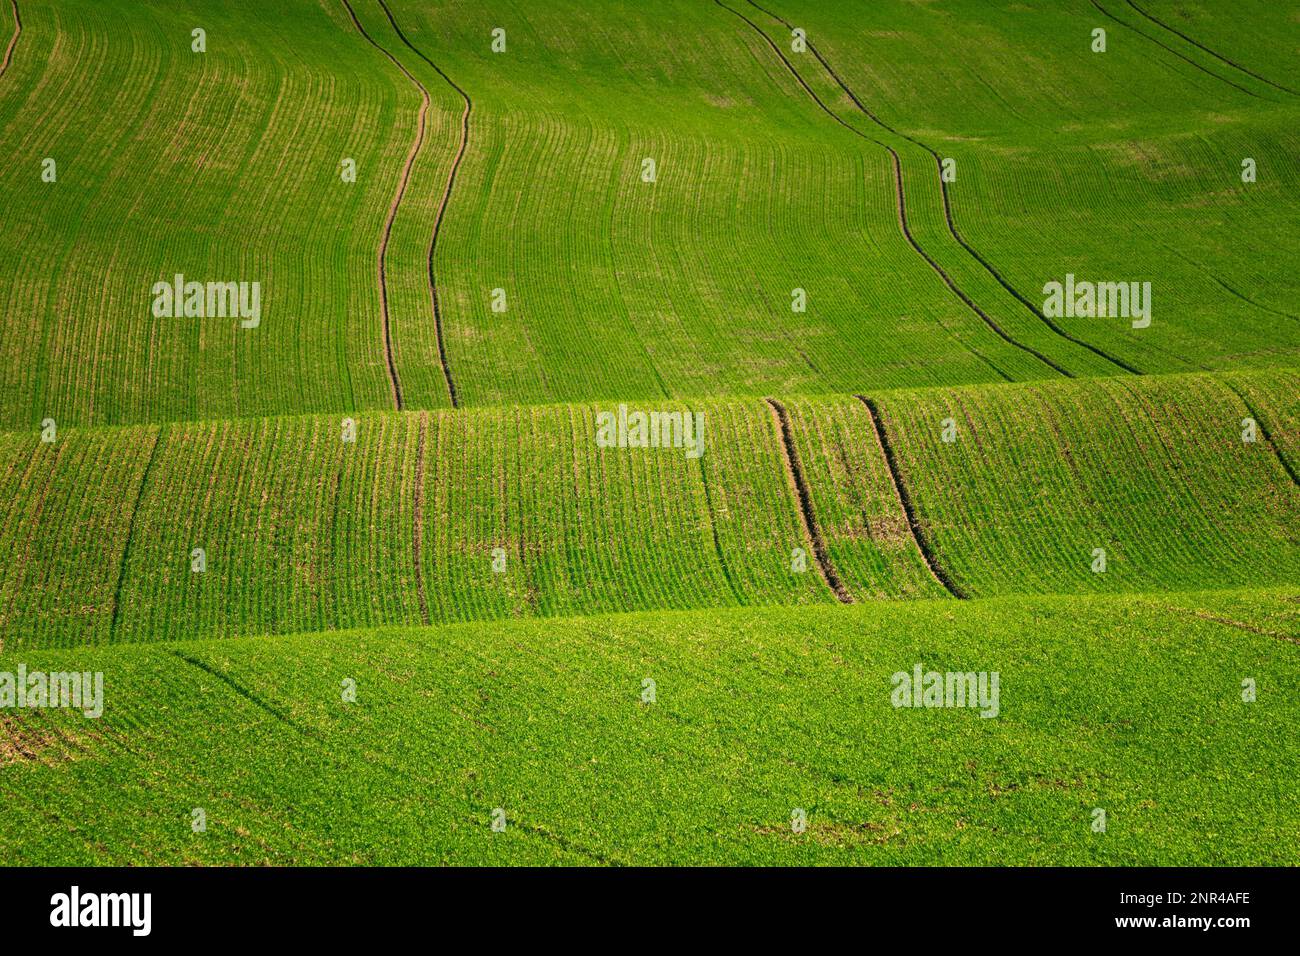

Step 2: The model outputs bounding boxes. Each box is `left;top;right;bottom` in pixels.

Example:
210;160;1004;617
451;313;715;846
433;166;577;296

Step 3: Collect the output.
0;372;1295;650
766;0;1299;375
779;396;946;600
0;0;424;428
2;0;1295;427
874;372;1300;596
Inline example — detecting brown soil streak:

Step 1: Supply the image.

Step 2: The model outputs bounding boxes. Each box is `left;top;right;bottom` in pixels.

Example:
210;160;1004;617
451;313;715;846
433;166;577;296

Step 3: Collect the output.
376;0;467;408
856;395;966;599
339;0;423;410
765;398;853;604
0;0;18;79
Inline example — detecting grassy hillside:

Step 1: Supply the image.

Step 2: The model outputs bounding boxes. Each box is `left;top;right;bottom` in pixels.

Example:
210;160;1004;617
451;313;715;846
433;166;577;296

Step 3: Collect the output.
1;591;1295;864
0;0;460;428
0;396;894;650
874;371;1300;596
0;0;1296;871
757;0;1300;374
1;371;1296;651
5;0;1294;428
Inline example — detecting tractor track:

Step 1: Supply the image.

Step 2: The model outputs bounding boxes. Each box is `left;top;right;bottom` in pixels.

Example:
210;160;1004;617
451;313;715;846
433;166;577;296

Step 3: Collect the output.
714;0;1053;382
743;0;1141;377
1225;382;1300;489
1088;0;1265;101
339;0;424;410
109;425;165;641
856;395;967;599
0;0;19;80
765;398;853;604
1126;0;1297;96
375;0;467;408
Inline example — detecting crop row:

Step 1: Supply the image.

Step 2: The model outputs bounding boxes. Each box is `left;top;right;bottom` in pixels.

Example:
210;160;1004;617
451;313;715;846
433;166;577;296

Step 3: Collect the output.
0;371;1295;649
873;370;1300;596
19;0;1292;428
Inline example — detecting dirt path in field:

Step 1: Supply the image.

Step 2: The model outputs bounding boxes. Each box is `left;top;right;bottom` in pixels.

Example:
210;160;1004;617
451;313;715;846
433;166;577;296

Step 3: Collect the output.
855;395;967;599
741;0;1140;377
1125;0;1297;96
340;0;426;410
376;0;467;409
412;411;430;625
713;0;1060;382
0;0;20;80
765;398;853;604
1087;0;1264;101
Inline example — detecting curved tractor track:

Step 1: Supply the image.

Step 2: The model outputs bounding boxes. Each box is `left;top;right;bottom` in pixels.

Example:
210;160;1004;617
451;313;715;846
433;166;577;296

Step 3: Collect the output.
339;0;425;410
855;395;966;600
1088;0;1265;102
715;0;1059;382
0;0;19;80
1125;0;1297;97
766;398;853;604
743;0;1140;377
375;0;468;408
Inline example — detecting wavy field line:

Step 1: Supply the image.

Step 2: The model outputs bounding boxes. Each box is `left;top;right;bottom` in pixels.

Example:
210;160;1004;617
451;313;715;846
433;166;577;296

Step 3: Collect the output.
0;0;18;80
1125;0;1297;96
339;0;424;410
765;398;852;603
744;0;1140;377
108;426;163;641
713;0;1053;381
1087;0;1265;101
855;395;965;600
375;0;466;407
1224;382;1300;489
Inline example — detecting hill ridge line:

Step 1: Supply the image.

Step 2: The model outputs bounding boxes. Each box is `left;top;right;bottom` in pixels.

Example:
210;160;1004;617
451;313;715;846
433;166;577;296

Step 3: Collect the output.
375;0;467;408
713;0;1061;382
743;0;1139;377
0;587;1291;658
0;366;1283;438
765;397;853;603
855;394;966;599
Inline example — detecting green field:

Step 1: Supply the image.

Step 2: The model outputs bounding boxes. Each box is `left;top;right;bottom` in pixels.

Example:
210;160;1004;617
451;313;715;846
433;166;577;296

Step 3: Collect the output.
2;592;1297;865
0;0;1297;866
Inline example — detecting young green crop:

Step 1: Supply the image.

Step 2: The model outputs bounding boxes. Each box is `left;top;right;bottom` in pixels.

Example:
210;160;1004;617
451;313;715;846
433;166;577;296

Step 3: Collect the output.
872;372;1300;596
1;589;1296;864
